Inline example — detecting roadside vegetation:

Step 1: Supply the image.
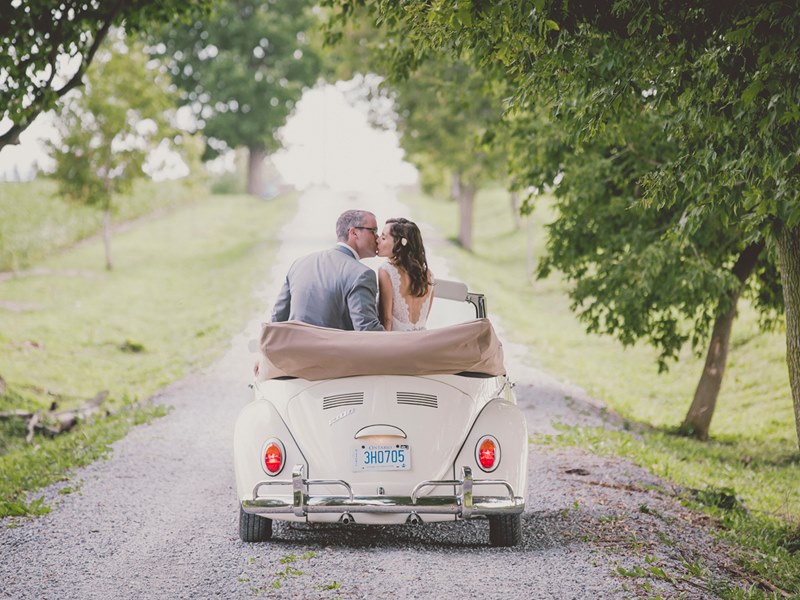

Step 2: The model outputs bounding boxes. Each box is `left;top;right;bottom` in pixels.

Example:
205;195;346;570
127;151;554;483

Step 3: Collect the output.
0;181;295;518
405;187;800;598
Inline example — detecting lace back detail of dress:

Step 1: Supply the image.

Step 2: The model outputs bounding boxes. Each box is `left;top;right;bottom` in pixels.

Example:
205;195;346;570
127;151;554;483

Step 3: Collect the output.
383;262;432;331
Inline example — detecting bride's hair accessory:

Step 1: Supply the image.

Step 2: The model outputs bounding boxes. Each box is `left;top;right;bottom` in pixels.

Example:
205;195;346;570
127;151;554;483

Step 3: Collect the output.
401;237;408;246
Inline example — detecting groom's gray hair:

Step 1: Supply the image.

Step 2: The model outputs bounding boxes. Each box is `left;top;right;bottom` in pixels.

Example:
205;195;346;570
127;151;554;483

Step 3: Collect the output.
336;209;373;241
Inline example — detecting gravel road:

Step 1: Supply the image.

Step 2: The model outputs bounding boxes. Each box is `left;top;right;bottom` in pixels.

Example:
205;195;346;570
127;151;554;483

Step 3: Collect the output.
1;187;747;599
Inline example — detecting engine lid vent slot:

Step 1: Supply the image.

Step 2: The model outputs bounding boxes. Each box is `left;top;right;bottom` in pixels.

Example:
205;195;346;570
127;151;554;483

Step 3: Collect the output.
397;392;438;408
322;392;364;410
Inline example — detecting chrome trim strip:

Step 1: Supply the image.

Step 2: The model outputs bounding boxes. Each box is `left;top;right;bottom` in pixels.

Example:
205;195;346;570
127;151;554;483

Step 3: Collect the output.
305;478;354;502
462;466;474;518
292;464;305;517
242;495;524;515
253;478;293;499
354;424;407;439
410;479;462;502
473;478;515;498
244;465;522;518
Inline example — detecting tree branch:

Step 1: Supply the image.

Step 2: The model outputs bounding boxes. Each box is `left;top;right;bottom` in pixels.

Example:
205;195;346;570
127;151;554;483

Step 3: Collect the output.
0;3;123;151
0;391;110;443
625;142;662;168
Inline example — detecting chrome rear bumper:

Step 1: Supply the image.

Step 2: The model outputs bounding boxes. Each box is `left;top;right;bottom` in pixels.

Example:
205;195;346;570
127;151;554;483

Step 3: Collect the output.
241;465;524;519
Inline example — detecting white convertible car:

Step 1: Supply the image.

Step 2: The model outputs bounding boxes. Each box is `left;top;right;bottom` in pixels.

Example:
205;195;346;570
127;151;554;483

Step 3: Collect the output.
234;280;528;546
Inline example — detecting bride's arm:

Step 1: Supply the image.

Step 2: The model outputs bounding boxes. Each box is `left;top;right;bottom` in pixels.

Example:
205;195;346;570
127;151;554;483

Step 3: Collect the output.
378;267;394;331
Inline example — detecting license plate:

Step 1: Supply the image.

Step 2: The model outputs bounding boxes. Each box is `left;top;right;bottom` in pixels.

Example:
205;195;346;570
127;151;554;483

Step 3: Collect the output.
353;444;411;471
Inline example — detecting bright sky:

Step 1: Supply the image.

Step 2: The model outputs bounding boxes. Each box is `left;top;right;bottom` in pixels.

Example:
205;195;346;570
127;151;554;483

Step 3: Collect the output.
274;79;418;191
0;79;418;190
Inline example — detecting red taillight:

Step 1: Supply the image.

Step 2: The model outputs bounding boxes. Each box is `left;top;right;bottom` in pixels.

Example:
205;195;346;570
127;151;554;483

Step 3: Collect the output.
475;435;500;472
262;439;285;475
478;439;496;468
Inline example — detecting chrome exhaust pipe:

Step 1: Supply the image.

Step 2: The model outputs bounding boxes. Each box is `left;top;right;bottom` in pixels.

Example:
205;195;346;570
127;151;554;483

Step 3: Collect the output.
406;512;423;526
339;513;355;525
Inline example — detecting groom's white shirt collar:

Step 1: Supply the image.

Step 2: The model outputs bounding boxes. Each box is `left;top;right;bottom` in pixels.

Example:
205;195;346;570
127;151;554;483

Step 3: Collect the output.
336;242;359;260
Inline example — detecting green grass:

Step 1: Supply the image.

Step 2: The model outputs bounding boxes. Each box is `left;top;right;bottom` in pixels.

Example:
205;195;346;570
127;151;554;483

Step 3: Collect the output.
404;186;799;596
0;186;296;516
1;404;169;517
0;177;203;271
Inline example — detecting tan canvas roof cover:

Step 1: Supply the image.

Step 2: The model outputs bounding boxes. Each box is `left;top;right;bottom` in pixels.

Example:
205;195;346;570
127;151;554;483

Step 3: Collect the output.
259;319;505;381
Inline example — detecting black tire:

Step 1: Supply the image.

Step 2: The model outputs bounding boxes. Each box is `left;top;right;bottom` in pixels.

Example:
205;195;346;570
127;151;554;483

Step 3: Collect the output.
239;506;273;542
488;514;522;547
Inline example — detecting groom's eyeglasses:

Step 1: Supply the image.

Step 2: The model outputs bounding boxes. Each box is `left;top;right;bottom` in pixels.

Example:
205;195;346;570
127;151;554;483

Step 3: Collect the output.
353;226;378;235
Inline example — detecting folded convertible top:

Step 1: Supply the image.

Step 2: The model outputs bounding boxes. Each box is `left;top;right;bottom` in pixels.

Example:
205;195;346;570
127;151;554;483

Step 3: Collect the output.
258;319;505;381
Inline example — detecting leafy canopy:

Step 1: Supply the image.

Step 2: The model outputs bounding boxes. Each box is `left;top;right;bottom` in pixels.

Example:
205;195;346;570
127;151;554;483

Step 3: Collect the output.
49;35;177;209
0;0;213;149
148;0;323;157
324;0;797;366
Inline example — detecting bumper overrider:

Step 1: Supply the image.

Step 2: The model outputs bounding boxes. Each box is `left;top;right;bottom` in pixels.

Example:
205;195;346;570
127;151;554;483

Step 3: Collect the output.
241;465;524;519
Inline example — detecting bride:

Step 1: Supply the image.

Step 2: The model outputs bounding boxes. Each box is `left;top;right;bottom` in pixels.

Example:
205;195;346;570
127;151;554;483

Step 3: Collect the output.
376;217;435;331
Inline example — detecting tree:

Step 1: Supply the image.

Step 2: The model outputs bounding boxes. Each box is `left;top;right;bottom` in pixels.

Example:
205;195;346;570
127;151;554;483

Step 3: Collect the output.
148;0;323;195
324;1;800;444
390;57;508;250
48;36;176;270
321;5;508;250
529;107;776;440
0;0;212;151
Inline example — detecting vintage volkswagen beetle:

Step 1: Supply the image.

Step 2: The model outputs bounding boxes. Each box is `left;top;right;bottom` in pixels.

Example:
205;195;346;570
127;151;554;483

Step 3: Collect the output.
234;280;528;546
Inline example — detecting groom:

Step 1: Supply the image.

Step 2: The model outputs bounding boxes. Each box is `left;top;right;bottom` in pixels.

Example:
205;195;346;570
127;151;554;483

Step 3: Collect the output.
269;209;385;331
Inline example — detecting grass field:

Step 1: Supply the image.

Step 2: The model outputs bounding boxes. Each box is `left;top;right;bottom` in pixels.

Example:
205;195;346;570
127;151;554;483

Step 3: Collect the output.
404;186;799;596
0;184;296;516
0;178;203;272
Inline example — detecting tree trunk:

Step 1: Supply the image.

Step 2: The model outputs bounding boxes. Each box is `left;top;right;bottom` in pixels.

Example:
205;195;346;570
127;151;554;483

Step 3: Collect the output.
510;191;523;230
775;222;800;448
526;213;535;282
458;183;475;251
681;296;739;440
681;242;764;439
247;145;267;197
102;208;113;271
451;170;461;203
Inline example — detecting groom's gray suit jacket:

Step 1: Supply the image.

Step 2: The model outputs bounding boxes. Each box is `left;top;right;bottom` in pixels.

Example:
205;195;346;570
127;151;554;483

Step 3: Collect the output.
270;244;383;331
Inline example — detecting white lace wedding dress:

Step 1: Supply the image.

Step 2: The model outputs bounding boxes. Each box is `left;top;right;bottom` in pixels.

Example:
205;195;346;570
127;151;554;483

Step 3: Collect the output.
380;262;434;331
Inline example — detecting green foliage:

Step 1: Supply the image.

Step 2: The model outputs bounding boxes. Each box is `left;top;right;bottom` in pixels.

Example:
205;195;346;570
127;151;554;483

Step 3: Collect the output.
0;0;213;149
49;35;178;211
149;0;324;157
392;56;508;193
531;111;779;368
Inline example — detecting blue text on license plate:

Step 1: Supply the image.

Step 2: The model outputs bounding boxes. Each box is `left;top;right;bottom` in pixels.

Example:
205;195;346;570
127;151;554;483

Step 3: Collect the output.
353;444;411;471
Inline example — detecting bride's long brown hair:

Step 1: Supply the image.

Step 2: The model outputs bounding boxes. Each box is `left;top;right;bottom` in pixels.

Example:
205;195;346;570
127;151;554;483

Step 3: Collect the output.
385;218;431;297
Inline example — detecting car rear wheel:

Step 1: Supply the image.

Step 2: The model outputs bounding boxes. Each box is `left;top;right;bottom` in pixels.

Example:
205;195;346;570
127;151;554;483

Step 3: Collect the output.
488;514;522;547
239;506;273;542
